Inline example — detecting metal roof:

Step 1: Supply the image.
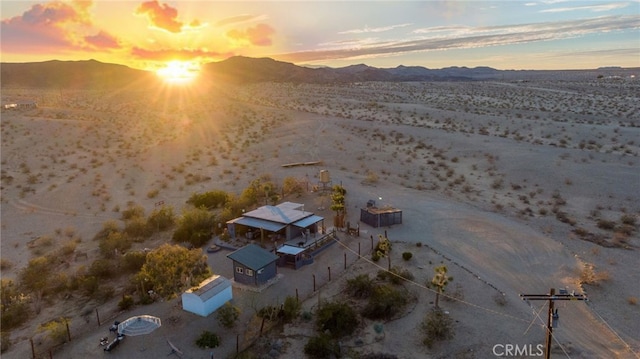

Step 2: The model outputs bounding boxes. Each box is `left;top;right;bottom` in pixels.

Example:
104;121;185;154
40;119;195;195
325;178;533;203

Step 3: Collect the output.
185;275;231;302
293;214;323;228
227;244;279;270
243;202;310;224
276;245;307;255
230;216;287;232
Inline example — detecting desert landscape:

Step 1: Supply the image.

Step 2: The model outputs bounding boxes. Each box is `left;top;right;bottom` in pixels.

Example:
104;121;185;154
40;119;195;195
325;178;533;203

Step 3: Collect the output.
1;63;639;359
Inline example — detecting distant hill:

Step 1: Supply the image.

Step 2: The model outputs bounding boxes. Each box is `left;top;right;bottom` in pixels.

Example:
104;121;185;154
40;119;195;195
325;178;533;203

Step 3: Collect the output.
1;59;156;89
2;57;638;88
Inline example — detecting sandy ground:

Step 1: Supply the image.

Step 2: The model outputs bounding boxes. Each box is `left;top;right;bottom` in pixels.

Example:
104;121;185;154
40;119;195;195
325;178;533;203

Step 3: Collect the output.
1;77;639;358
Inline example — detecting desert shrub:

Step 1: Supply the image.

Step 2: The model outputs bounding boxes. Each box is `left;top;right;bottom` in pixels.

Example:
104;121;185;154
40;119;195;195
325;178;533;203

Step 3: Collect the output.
195;330;220;349
118;295;134;310
628;297;638;305
422;308;454;348
99;231;131;258
493;293;508;306
596;219;616;230
147;206;175;231
93;220;120;242
121;204;145;220
124;216;153;239
1;279;31;331
316;301;359;338
580;264;610;286
37;317;70;345
187;190;229;209
402;252;413;261
346;274;375;298
88;259;114;279
620;214;637;226
121;251;147;273
378;267;414;285
304;334;340;359
258;305;279;320
282;177;304;197
0;259;13;270
1;331;10;353
371;252;381;262
217;302;240;328
283;296;301;322
362;284;408;320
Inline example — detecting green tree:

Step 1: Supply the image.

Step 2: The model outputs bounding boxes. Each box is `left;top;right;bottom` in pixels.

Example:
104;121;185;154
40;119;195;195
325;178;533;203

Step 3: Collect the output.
430;265;453;308
136;244;212;299
172;206;215;247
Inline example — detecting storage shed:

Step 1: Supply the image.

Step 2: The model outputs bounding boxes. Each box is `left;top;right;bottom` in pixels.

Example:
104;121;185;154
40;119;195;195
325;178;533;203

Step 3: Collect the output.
227;244;279;286
360;206;402;228
181;275;232;317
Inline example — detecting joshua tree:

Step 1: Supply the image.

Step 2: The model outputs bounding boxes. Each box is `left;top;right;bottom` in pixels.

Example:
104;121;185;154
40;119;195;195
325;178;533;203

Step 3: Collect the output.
430;265;453;308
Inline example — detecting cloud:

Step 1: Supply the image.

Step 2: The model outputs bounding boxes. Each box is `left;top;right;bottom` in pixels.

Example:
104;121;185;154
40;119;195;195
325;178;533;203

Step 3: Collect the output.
338;23;412;35
0;0;120;53
226;23;275;46
85;31;121;49
540;2;630;13
131;46;232;61
215;14;268;27
274;15;640;63
135;0;193;33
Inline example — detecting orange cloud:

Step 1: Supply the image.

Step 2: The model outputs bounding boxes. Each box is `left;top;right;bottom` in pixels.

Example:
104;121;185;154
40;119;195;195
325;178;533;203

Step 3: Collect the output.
1;0;120;53
226;23;275;46
135;0;186;33
85;31;120;49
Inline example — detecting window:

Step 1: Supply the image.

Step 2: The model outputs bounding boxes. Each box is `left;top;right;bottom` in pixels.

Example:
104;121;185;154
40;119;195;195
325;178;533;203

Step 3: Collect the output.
245;269;254;277
235;266;243;274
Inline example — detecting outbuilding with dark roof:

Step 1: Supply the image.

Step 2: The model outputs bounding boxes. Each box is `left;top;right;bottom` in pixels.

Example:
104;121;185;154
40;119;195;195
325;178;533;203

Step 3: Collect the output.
226;244;279;286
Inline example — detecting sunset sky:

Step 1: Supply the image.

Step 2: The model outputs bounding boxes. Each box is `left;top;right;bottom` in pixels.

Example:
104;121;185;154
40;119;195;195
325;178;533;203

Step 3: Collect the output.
1;0;639;73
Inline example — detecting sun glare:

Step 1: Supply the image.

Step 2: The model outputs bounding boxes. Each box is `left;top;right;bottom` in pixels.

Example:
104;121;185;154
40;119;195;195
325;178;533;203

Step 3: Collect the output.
156;60;199;84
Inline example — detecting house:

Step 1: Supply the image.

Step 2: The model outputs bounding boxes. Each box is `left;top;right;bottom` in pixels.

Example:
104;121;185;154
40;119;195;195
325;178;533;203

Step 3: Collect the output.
226;202;324;243
181;275;232;317
227;244;279;286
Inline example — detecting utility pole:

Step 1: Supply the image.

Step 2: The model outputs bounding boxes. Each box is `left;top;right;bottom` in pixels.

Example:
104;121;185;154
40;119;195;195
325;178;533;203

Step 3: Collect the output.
520;288;588;359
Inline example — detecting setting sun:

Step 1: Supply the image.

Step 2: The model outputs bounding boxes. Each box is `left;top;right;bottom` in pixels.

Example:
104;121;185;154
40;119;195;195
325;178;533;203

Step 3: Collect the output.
156;60;199;84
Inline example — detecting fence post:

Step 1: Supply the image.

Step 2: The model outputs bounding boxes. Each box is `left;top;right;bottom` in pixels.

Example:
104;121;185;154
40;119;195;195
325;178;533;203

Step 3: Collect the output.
328;266;331;281
96;308;101;327
313;274;316;292
344;253;347;270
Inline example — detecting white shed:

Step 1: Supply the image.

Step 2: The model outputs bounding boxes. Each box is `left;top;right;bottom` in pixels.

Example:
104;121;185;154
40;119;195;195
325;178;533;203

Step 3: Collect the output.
181;275;232;317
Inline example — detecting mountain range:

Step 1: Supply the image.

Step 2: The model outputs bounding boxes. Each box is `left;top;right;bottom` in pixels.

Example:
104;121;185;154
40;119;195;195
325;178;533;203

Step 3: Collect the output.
1;56;636;89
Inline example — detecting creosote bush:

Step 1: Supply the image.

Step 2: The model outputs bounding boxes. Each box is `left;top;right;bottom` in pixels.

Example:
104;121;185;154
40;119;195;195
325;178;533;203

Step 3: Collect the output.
316;300;359;338
216;302;240;328
422;308;454;348
195;330;220;349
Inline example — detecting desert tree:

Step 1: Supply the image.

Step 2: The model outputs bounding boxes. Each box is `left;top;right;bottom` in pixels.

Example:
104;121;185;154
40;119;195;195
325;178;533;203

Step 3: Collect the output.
136;244;212;299
429;265;453;308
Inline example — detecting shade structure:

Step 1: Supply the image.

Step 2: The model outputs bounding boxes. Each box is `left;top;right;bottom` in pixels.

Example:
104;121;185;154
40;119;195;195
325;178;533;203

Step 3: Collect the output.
117;315;161;336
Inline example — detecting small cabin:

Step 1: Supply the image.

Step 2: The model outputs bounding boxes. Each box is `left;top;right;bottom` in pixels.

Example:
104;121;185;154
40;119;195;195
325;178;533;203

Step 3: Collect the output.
227;244;279;286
